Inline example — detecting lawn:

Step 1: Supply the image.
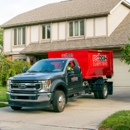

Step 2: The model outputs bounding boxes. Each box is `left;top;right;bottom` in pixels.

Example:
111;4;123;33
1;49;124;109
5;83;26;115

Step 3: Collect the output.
0;86;7;102
99;110;130;130
0;86;8;107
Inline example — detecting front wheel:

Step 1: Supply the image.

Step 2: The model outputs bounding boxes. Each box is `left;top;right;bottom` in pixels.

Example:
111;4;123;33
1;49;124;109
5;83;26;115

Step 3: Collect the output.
98;83;108;99
53;90;66;112
11;106;22;110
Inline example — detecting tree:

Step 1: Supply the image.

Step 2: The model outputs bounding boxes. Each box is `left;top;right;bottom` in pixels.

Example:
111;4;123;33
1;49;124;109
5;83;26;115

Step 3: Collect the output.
0;28;3;46
121;41;130;71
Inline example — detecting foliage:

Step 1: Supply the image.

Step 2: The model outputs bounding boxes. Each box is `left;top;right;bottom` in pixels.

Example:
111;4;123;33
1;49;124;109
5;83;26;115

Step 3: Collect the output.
0;28;3;46
13;60;30;74
121;42;130;66
0;54;30;86
99;110;130;130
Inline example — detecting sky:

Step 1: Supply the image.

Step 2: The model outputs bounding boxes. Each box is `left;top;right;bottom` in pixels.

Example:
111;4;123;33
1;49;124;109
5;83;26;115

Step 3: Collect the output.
0;0;61;25
0;0;130;25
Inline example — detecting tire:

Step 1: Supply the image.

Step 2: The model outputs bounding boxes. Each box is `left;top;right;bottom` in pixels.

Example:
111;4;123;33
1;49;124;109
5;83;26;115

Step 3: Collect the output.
99;83;108;99
94;91;99;99
53;90;66;112
11;106;22;110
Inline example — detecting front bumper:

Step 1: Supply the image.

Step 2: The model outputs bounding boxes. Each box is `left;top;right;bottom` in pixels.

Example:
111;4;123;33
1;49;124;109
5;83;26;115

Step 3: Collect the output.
6;91;52;108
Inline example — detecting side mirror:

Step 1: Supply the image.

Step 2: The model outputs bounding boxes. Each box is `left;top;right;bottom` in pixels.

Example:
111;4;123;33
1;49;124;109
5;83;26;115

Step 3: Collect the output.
73;66;81;74
23;67;27;73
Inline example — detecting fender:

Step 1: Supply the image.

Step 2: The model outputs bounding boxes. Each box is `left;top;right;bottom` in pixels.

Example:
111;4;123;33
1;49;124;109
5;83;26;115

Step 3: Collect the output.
50;79;68;94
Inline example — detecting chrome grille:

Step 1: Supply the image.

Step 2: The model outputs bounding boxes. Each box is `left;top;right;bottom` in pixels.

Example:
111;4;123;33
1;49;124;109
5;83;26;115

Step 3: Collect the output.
10;81;41;92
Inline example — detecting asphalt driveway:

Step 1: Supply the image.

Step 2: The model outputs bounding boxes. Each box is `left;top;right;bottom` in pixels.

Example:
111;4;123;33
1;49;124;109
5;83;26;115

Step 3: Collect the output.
0;87;130;130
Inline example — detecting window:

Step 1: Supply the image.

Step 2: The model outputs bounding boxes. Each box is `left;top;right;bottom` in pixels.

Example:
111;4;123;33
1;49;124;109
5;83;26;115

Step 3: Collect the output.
42;24;51;39
69;20;84;37
14;27;26;45
14;29;17;45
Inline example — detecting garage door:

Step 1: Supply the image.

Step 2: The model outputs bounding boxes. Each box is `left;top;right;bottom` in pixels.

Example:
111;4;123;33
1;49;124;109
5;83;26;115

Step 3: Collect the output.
110;58;130;87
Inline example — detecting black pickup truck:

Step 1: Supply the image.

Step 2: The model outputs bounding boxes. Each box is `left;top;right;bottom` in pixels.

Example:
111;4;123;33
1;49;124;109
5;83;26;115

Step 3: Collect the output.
7;58;84;112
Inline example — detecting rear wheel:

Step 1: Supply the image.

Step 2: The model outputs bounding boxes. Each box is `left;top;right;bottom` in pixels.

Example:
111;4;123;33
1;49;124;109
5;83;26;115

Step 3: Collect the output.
53;90;66;112
94;91;99;99
11;106;22;110
99;83;108;99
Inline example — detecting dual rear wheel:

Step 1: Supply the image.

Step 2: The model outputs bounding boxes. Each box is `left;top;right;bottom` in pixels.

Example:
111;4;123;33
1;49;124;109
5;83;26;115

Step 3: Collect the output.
94;83;108;99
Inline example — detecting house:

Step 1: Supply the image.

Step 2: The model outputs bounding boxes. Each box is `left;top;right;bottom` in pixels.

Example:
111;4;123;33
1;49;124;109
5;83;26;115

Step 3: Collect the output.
1;0;130;87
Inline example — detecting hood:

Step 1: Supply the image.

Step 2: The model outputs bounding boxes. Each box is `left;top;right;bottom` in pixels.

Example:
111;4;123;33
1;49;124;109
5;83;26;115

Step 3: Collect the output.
9;72;61;81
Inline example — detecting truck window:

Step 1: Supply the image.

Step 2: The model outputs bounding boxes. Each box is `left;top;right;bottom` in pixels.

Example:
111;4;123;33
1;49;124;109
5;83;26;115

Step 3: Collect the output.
67;61;75;71
28;59;67;72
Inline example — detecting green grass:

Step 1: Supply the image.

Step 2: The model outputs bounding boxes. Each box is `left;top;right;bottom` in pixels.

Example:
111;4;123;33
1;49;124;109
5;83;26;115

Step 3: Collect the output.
0;102;8;107
99;110;130;130
0;86;8;102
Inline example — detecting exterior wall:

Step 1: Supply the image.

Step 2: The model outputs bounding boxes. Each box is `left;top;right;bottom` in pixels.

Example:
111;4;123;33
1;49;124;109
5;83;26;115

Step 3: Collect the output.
86;17;107;38
30;25;39;43
86;19;94;37
12;47;25;52
108;4;130;36
3;29;12;53
52;22;66;41
59;22;66;40
95;17;107;36
52;23;58;41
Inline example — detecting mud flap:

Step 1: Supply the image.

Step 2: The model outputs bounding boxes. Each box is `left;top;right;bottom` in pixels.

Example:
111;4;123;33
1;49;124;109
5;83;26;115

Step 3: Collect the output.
107;82;113;95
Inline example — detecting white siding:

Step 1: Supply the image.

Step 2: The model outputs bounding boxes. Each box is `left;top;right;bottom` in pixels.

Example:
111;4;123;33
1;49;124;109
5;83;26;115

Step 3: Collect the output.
95;17;106;36
108;4;130;36
52;23;58;41
30;25;39;43
4;29;12;52
110;58;130;87
12;47;25;52
86;19;94;37
59;22;66;40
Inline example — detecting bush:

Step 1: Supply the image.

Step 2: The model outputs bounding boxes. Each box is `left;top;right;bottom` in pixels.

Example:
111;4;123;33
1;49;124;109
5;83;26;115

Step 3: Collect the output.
0;54;30;86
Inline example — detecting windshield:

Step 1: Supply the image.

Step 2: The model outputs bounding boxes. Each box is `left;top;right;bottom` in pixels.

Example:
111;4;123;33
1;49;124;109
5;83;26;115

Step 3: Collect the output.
28;59;67;73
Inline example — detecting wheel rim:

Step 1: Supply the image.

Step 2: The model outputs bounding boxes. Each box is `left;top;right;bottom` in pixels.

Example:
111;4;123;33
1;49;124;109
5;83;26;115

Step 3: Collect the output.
103;85;108;97
58;94;65;110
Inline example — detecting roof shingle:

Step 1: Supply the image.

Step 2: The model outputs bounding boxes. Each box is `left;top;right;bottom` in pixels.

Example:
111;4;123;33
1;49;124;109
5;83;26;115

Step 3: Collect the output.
2;0;121;27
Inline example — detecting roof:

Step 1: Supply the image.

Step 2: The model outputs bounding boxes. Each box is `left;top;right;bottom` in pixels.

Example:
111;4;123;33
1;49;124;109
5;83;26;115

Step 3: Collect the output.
20;12;130;54
1;0;122;28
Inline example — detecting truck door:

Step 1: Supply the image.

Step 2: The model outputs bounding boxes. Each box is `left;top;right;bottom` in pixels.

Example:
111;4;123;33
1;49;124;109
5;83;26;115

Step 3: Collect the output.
67;61;83;95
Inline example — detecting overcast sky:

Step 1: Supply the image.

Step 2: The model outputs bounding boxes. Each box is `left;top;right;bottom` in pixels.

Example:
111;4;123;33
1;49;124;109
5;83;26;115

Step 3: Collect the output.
0;0;130;25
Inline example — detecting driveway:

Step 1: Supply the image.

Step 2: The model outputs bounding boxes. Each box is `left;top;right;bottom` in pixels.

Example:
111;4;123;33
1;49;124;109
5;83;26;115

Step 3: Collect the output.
0;87;130;130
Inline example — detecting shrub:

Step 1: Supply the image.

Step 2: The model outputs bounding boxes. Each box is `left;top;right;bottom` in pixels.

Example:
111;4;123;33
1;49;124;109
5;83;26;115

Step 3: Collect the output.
0;54;30;86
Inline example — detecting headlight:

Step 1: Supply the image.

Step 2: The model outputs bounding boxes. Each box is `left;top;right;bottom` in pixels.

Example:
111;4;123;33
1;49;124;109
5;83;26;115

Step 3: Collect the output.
39;80;51;92
7;80;11;92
